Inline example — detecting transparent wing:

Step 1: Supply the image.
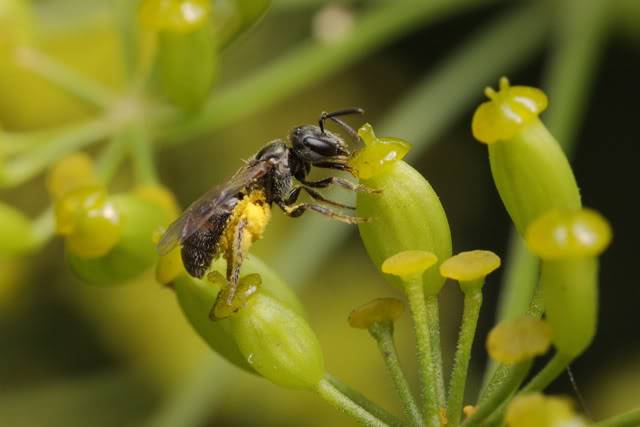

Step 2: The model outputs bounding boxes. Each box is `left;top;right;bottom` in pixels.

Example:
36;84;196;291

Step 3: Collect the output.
156;160;273;256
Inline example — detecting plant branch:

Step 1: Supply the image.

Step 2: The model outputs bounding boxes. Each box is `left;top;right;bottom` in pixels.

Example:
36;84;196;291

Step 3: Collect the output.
14;47;118;109
447;289;483;426
369;323;422;427
315;377;392;427
592;409;640;427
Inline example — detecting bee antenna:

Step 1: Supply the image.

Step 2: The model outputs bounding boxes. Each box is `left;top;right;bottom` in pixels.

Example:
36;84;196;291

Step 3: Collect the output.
318;107;365;142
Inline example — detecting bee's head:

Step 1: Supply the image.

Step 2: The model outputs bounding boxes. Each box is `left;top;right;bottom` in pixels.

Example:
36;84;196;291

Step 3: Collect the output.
289;125;350;164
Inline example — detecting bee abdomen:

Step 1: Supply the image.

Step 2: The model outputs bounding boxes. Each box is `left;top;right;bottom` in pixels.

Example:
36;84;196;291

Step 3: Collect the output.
181;212;231;278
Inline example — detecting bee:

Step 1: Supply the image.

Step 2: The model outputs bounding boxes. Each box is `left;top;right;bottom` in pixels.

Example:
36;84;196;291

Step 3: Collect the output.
157;108;376;317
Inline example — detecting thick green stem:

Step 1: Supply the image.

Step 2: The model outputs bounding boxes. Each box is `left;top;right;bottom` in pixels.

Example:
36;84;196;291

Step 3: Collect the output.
448;289;483;426
14;46;118;109
315;378;391;427
405;278;439;427
592;409;640;427
425;295;446;417
128;123;159;185
369;323;423;427
325;374;404;427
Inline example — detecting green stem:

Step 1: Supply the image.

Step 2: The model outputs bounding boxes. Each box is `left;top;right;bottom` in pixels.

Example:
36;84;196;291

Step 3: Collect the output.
459;361;530;427
518;352;573;395
2;118;115;187
159;0;493;145
95;134;129;184
425;295;446;416
315;378;391;427
592;409;640;427
325;374;404;427
404;278;438;427
31;208;54;249
128;123;159;185
369;323;423;427
14;46;118;109
448;289;483;426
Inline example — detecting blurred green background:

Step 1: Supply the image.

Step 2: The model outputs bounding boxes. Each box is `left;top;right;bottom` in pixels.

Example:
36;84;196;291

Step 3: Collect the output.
1;0;639;426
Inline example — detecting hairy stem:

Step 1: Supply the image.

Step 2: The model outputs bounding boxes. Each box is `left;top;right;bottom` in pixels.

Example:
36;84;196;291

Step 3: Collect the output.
325;374;404;427
315;378;391;427
425;295;446;418
448;289;483;426
405;278;439;427
369;323;423;427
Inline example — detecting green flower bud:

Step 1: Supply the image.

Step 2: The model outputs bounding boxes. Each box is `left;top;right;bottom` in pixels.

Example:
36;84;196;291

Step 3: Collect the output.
139;0;217;110
46;153;97;201
0;202;36;255
471;77;581;235
66;193;169;285
174;274;255;373
357;160;452;296
525;209;611;357
0;0;32;53
231;290;324;389
212;0;271;49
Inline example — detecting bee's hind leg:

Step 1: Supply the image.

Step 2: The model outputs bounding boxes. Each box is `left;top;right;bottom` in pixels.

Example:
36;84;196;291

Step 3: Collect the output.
280;202;370;224
210;218;248;320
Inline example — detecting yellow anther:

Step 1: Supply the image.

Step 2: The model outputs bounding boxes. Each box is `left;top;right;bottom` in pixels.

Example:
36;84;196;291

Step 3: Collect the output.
46;153;97;200
525;208;612;259
486;316;552;364
506;393;586;427
471;76;548;144
350;123;411;179
138;0;211;32
348;297;404;329
381;250;438;279
439;250;501;282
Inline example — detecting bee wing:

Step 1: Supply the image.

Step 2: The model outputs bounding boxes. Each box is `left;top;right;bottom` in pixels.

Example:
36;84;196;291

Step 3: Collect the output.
156;160;274;256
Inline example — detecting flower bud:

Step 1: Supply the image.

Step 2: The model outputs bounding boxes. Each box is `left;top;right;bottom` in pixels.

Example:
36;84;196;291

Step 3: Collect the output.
46;153;97;201
139;0;217;110
440;249;500;294
66;192;170;285
471;77;581;235
0;0;32;52
357;159;452;295
505;393;587;427
525;209;611;357
348;297;404;330
213;0;271;49
350;123;411;179
231;291;324;389
486;316;552;364
0;202;36;255
173;274;255;373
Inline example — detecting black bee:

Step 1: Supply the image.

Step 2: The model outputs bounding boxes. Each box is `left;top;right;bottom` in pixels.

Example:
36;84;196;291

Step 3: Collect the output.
158;108;375;317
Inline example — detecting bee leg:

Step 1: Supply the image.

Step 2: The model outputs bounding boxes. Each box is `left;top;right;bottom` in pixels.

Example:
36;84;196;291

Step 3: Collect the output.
300;187;355;210
211;218;248;320
312;161;356;176
281;202;370;224
300;176;381;194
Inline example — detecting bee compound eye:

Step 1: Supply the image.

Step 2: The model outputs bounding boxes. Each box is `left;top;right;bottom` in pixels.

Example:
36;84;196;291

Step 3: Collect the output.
303;136;338;157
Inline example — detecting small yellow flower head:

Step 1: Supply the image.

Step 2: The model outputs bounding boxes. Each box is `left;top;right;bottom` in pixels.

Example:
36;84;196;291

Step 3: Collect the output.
525;208;612;259
381;250;438;280
472;77;548;144
506;393;587;427
486;316;552;364
440;250;500;292
46;153;98;201
139;0;212;32
348;297;405;329
54;186;121;258
350;123;411;179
